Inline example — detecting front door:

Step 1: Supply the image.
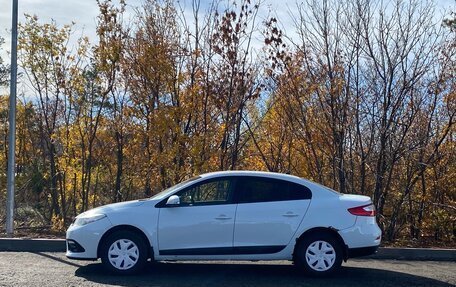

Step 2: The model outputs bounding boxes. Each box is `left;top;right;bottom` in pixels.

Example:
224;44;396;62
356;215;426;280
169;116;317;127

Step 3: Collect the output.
157;177;236;255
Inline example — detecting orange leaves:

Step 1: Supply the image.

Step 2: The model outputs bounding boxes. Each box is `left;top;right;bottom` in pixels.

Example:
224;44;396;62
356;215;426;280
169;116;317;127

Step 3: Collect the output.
4;0;454;244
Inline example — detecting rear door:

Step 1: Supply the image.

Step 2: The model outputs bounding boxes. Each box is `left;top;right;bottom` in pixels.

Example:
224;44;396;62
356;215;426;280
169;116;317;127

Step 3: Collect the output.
233;176;311;253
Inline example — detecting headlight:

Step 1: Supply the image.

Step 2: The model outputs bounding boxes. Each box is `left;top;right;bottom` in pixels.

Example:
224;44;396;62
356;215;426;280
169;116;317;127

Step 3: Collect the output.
73;213;106;226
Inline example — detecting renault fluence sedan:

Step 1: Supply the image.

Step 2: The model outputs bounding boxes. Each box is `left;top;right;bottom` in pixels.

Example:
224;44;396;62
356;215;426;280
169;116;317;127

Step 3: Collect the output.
66;171;381;276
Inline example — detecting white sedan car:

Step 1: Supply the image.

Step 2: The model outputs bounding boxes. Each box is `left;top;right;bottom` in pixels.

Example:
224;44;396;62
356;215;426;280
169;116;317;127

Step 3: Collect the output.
66;171;381;276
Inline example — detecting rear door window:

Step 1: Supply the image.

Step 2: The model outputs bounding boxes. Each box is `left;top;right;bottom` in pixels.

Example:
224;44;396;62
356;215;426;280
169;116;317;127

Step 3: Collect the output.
235;176;311;204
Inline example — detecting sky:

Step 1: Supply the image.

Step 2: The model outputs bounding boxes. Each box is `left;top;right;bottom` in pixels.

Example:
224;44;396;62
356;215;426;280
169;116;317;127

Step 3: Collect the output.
0;0;454;76
0;0;296;60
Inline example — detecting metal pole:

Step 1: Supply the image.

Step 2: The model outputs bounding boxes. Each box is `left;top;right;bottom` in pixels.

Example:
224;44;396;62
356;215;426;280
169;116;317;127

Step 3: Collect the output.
6;0;18;236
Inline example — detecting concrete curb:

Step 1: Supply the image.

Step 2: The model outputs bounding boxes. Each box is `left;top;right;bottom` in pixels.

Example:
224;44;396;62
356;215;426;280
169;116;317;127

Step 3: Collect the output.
0;238;455;261
0;238;66;252
368;247;456;261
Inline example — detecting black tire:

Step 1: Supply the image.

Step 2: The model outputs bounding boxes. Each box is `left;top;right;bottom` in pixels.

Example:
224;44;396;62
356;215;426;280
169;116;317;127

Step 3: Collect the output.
100;230;148;275
294;232;343;277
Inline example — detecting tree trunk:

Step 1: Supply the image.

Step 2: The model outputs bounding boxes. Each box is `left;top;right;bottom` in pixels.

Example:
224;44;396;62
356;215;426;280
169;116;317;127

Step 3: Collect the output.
114;130;123;202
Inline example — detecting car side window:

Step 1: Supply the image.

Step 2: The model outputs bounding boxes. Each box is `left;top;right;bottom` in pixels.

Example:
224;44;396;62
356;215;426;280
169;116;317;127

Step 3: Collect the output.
177;178;233;206
236;177;311;203
288;182;312;200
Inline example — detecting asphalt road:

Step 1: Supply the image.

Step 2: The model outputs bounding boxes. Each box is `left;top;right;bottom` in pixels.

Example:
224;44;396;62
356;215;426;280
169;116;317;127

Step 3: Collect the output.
0;252;454;287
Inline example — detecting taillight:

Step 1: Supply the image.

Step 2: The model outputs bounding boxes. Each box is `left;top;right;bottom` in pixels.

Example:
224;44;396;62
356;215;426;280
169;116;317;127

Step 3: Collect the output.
348;203;376;216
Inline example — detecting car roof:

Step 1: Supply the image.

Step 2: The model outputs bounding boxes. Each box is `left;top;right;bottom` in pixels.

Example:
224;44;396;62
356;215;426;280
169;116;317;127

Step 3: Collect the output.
199;170;304;182
198;170;340;197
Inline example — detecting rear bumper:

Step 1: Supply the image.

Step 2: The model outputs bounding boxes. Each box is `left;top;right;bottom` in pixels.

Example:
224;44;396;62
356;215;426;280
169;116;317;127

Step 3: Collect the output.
347;245;379;258
338;216;382;249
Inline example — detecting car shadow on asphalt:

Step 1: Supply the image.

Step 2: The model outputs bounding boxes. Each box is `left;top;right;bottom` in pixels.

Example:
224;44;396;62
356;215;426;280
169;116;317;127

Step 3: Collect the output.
74;261;452;287
34;252;84;268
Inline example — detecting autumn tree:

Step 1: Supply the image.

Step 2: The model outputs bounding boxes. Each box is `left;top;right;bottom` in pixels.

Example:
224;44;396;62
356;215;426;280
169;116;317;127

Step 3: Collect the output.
210;0;264;170
0;36;8;87
18;15;83;219
263;0;454;242
75;0;127;210
2;0;453;245
121;0;184;195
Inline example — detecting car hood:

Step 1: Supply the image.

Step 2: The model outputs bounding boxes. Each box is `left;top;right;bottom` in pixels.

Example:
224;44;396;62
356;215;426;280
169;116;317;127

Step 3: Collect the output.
78;199;147;217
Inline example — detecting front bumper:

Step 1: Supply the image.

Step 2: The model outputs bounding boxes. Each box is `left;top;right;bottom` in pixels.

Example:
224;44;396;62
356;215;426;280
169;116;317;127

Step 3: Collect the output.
66;216;112;260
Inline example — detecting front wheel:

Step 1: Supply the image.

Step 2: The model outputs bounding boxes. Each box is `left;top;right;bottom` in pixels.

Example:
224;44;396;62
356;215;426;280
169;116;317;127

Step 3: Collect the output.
294;233;343;277
100;230;148;275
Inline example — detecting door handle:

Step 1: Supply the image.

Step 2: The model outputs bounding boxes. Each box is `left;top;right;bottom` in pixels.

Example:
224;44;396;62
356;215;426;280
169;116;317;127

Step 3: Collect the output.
282;212;299;217
215;214;232;220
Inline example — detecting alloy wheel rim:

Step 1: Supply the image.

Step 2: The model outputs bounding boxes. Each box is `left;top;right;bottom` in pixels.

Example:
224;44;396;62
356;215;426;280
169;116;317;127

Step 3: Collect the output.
305;240;336;272
108;239;139;270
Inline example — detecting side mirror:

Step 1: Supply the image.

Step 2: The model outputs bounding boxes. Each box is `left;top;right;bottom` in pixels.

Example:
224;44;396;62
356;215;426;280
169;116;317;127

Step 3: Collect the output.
166;195;180;206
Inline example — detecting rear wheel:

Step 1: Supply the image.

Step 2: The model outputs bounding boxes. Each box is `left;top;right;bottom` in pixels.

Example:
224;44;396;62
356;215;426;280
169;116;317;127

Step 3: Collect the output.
100;230;148;275
294;233;343;277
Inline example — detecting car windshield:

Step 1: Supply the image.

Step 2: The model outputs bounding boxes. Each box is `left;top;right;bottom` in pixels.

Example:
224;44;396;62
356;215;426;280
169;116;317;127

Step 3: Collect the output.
150;176;201;200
